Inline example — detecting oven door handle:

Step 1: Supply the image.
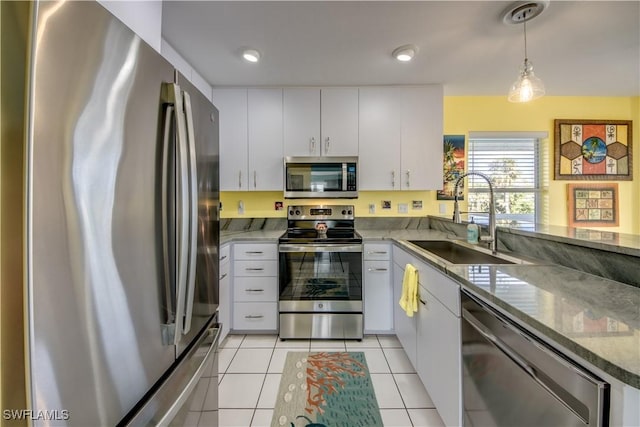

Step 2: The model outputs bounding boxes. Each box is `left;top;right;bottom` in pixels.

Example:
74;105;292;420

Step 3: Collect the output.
278;243;362;253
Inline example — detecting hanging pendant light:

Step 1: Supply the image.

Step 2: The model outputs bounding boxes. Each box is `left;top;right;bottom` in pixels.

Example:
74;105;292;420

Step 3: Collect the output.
508;21;545;102
503;2;548;103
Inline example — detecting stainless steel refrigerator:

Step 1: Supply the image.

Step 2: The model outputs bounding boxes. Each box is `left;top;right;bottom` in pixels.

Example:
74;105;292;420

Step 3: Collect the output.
1;1;220;425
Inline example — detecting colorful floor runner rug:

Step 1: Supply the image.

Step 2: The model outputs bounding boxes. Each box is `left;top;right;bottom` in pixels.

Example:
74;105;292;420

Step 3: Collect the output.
271;351;383;427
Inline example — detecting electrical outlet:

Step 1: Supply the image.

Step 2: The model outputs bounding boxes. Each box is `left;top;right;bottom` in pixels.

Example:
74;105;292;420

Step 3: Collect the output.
398;203;408;214
439;203;446;214
238;200;245;215
369;204;375;214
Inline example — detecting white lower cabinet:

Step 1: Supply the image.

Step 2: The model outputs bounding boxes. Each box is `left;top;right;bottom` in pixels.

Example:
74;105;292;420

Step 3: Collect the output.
392;260;417;367
416;283;462;427
231;242;278;332
393;243;462;427
364;243;393;333
219;244;231;342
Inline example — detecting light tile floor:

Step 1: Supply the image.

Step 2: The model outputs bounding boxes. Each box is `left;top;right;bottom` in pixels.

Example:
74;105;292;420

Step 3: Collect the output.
215;334;446;427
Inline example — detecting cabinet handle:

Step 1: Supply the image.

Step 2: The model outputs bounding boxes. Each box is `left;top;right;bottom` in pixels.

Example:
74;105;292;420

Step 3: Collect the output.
219;273;228;280
245;268;264;271
245;288;264;292
244;315;264;319
245;251;264;254
325;137;330;154
367;251;388;255
406;170;411;188
391;171;395;188
419;298;426;306
238;170;242;189
367;268;388;272
253;170;257;188
220;255;228;261
310;137;316;154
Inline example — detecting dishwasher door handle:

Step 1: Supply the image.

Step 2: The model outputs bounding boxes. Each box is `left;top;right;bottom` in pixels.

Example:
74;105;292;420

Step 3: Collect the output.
463;307;590;424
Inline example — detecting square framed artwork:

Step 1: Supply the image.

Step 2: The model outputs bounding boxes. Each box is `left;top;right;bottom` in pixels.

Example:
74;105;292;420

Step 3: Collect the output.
567;183;619;227
555;119;632;180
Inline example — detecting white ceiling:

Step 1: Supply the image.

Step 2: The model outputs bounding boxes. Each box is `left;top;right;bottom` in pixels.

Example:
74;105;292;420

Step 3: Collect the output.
161;1;640;96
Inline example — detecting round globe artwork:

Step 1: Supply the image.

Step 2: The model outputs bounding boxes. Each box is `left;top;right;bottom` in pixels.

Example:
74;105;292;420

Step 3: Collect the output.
581;137;607;164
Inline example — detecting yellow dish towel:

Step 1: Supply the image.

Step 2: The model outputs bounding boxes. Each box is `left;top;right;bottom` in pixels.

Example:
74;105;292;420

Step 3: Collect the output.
399;264;418;317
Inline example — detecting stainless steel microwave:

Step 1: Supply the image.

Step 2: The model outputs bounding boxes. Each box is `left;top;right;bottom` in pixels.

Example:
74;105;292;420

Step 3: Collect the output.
284;156;358;198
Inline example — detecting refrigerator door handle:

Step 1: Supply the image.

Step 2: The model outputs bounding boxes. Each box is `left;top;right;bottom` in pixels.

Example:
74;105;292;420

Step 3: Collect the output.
181;90;199;335
161;104;176;329
164;82;189;345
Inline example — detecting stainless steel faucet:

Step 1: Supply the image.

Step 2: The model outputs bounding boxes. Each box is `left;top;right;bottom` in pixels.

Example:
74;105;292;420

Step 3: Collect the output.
452;172;497;254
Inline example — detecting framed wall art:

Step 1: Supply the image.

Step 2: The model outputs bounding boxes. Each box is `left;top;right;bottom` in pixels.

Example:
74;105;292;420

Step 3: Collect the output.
437;135;465;200
567;183;619;228
555;119;632;180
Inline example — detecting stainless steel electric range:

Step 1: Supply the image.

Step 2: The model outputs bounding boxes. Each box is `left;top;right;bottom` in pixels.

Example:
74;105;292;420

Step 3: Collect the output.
278;205;363;340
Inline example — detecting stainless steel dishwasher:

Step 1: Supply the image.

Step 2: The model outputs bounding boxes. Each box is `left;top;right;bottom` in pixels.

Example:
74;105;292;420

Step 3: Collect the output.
461;290;610;427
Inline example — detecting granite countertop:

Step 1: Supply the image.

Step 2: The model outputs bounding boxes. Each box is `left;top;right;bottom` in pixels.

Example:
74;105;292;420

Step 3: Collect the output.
218;227;640;388
390;237;640;389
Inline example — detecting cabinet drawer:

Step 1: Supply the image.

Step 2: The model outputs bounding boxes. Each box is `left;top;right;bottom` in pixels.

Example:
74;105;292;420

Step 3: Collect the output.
393;244;414;269
233;302;278;330
234;277;278;302
233;243;277;260
419;268;460;317
234;260;278;277
364;243;391;261
220;244;231;266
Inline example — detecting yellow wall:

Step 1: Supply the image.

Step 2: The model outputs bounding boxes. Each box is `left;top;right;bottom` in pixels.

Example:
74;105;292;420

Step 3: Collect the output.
221;96;640;233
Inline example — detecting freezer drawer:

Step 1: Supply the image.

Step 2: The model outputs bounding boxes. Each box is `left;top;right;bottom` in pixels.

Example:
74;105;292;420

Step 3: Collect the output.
121;318;220;426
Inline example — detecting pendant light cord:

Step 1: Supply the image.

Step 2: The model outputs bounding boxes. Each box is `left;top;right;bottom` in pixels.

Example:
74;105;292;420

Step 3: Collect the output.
523;20;528;61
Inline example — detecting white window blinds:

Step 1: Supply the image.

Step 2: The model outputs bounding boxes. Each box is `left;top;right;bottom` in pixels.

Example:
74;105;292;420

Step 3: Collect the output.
467;137;542;225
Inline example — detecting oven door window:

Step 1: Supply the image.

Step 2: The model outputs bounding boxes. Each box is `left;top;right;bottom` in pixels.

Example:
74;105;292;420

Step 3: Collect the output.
279;251;362;301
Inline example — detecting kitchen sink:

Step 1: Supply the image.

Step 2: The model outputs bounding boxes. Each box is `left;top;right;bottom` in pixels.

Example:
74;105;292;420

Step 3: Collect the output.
407;240;515;265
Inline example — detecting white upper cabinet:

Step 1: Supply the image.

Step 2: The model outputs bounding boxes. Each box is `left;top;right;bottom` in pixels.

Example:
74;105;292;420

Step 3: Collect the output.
248;88;284;191
320;88;359;156
212;88;248;191
358;87;402;190
213;88;283;191
284;88;320;156
284;88;358;157
359;85;443;191
400;86;443;190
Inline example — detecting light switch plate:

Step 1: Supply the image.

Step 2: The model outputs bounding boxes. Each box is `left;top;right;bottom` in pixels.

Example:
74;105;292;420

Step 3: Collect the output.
398;203;408;214
238;200;245;215
439;203;446;214
369;204;375;214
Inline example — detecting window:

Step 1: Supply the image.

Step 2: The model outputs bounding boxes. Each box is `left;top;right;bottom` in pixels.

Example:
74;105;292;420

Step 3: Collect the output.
467;135;543;226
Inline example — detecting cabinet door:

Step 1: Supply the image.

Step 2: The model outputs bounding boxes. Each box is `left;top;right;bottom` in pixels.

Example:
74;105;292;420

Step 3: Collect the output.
283;88;320;156
248;89;284;190
321;88;359;156
400;86;443;190
358;87;401;190
393;262;417;368
416;285;461;427
212;88;248;191
219;260;231;342
364;260;393;332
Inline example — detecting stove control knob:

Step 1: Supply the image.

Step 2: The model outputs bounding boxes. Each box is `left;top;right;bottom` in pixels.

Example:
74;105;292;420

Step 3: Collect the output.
318;303;324;309
342;210;347;215
295;209;301;215
289;210;294;216
348;210;353;215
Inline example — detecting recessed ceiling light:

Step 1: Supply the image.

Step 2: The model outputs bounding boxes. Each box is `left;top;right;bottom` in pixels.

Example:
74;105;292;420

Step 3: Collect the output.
242;49;261;63
392;44;417;62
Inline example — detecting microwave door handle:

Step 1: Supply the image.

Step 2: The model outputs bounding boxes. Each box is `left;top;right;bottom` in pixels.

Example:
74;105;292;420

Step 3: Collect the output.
181;90;199;335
